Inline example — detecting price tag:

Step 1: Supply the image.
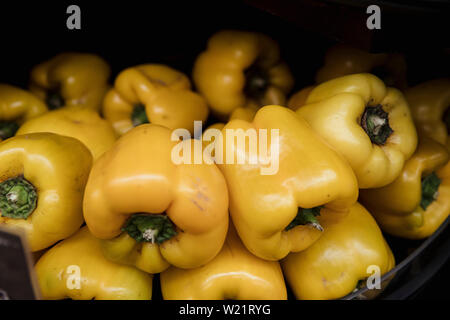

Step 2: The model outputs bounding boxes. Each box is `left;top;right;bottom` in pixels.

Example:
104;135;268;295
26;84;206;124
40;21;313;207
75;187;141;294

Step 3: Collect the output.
0;225;41;300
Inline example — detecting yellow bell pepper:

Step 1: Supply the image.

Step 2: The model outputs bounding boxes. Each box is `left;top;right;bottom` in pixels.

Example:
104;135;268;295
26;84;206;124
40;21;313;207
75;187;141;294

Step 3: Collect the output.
161;224;287;300
29;53;110;111
404;79;450;151
316;44;407;89
193;30;294;118
83;124;229;273
216;105;359;261
282;202;395;300
360;138;450;239
102;64;208;136
287;85;315;111
0;132;92;251
0;84;48;140
17;105;117;160
296;73;418;189
35;227;153;300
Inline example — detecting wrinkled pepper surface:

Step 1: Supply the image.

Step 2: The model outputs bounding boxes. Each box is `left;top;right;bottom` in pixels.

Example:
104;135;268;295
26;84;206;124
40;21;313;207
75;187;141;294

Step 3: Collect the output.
296;73;417;189
35;227;153;300
360;138;450;239
316;44;407;89
30;53;110;111
282;202;395;300
83;124;229;273
161;224;287;300
216;105;358;261
404;78;450;151
0;84;48;140
193;30;294;118
0;133;92;251
102;64;208;136
17;105;117;160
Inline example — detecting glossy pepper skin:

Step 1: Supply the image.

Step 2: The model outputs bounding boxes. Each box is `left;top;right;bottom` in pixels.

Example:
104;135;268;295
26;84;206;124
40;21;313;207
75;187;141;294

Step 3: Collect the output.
102;64;208;136
282;202;395;300
404;79;450;151
360;138;450;239
193;30;294;119
17;105;117;160
216;105;359;261
83;124;229;273
316;44;407;89
0;84;48;140
0;133;92;251
296;73;418;189
161;224;287;300
35;227;153;300
29;53;110;111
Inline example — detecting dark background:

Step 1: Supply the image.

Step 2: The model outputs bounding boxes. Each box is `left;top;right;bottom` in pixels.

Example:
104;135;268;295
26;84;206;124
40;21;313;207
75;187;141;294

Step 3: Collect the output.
0;0;448;89
0;0;448;300
415;260;448;299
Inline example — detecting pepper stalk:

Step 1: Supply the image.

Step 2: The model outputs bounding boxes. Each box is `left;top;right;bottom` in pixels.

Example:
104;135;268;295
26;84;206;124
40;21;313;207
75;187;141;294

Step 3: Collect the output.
361;104;394;145
285;206;323;232
0;176;37;219
131;104;150;127
122;214;177;244
420;172;441;210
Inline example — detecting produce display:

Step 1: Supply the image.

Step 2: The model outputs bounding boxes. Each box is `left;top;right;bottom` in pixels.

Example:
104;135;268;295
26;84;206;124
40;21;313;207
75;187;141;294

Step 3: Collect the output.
0;29;448;300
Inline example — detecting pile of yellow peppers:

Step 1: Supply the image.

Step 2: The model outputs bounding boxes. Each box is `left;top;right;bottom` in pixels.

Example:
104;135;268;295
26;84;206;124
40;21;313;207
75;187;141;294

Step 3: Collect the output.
0;30;448;301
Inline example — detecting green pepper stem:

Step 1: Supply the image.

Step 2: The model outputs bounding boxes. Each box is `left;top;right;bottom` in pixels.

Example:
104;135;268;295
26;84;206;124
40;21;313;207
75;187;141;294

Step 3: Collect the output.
0;121;19;140
285;206;323;232
122;214;177;244
421;172;441;210
46;88;65;110
0;177;37;219
131;104;150;127
361;104;394;145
